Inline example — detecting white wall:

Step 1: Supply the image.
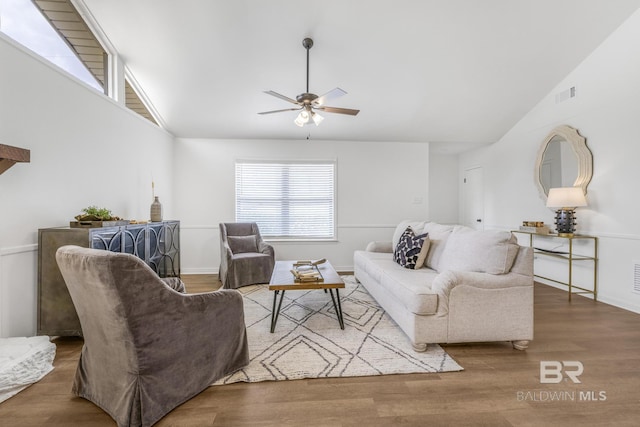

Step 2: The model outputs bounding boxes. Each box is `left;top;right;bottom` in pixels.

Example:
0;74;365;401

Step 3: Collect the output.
0;35;175;337
459;9;640;313
429;152;459;224
173;138;430;272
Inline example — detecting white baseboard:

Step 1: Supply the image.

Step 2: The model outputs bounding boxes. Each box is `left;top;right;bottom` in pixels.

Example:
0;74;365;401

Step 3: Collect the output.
596;295;640;314
180;268;217;275
537;281;640;314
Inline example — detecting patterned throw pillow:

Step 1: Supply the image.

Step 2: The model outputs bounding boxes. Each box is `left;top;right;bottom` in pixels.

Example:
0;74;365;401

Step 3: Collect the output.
393;226;429;269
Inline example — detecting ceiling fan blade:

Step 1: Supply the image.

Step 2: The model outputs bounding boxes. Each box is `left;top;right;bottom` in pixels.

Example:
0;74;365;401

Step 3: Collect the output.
264;90;299;105
313;87;347;106
258;107;302;115
315;106;360;116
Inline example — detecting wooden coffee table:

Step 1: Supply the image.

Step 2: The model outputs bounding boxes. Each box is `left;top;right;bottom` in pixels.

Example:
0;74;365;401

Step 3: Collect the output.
268;260;345;332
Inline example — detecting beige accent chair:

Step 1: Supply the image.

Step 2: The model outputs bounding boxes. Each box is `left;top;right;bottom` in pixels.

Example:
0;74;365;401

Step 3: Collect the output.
56;245;249;427
219;222;275;289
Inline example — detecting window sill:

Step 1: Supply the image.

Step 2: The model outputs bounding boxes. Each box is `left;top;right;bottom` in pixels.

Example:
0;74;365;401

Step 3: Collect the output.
265;238;338;244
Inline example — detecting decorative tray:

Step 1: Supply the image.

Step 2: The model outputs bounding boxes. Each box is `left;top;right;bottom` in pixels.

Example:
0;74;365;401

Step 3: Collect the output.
291;263;324;283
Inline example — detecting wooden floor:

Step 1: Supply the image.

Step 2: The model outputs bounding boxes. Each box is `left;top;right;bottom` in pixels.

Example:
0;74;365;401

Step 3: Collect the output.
2;275;640;426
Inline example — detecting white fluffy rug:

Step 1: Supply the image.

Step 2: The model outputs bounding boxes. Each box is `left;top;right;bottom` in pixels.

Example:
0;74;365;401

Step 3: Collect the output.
0;336;56;403
214;276;462;385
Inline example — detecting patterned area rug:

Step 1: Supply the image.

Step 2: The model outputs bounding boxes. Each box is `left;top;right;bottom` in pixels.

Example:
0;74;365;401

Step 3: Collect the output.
214;276;462;385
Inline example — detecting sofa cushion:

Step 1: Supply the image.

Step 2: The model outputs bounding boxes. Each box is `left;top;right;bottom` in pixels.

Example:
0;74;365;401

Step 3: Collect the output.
355;250;439;315
381;266;439;315
393;227;429;269
353;251;392;283
422;222;455;271
354;250;391;284
438;228;520;274
227;235;258;254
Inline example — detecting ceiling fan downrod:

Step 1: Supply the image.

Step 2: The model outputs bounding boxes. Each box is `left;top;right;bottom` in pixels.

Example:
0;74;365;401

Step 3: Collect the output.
302;37;313;94
296;38;319;106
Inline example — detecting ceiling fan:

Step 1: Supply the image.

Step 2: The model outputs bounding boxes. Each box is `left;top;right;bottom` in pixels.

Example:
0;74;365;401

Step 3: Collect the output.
258;38;360;127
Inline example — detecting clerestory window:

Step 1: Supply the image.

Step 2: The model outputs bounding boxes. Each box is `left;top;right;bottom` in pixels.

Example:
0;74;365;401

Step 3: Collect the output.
1;0;158;125
0;0;102;91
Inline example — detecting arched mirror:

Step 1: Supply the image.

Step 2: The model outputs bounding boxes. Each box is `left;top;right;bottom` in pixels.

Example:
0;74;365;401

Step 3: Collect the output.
535;125;593;204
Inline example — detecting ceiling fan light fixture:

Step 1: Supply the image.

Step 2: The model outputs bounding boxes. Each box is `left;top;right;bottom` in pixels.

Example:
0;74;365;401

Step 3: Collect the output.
294;110;310;127
312;111;324;126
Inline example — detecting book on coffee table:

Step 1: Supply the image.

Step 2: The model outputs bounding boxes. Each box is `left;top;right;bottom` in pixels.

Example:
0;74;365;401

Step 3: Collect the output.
291;264;324;282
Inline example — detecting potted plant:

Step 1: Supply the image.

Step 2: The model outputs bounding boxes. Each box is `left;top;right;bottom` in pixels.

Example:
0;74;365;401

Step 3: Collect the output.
71;206;129;228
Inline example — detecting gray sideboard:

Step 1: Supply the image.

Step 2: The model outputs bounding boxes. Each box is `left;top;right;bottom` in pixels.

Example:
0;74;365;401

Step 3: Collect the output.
38;220;180;336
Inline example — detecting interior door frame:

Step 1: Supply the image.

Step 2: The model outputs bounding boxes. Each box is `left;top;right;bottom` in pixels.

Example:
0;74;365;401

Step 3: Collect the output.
462;166;484;230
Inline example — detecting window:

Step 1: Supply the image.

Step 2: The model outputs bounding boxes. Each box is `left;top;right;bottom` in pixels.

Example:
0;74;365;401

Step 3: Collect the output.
1;0;159;124
125;78;158;125
235;160;336;240
0;0;102;91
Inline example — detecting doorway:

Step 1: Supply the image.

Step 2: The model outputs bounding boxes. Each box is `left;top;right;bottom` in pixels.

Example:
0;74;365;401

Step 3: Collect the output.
463;166;484;230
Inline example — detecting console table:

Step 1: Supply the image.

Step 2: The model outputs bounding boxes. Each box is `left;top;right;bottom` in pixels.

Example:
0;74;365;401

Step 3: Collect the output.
512;231;598;301
38;221;180;336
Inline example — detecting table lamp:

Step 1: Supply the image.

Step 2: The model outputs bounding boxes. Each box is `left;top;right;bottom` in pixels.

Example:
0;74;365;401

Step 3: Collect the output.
546;187;588;236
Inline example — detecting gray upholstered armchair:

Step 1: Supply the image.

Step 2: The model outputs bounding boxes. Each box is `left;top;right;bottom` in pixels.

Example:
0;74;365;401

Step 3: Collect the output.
55;245;249;427
219;222;275;289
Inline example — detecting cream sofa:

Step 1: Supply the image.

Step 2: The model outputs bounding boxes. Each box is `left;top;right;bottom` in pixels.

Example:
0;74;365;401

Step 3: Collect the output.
354;221;534;351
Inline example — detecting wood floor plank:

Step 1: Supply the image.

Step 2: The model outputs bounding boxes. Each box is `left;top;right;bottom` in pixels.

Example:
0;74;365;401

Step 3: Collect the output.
1;276;639;426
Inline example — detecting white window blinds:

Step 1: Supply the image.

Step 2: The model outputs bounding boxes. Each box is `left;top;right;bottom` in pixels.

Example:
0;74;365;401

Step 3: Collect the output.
235;161;336;239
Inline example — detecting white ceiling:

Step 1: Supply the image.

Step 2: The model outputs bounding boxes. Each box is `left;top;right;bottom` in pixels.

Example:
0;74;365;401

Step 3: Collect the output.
81;0;640;152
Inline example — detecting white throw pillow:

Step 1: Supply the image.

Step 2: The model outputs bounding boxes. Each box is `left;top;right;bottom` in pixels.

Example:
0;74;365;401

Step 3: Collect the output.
422;222;455;270
438;228;519;274
415;236;431;269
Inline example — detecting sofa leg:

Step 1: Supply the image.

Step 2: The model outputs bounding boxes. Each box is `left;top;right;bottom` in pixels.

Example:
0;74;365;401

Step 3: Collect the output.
412;342;428;352
512;340;529;351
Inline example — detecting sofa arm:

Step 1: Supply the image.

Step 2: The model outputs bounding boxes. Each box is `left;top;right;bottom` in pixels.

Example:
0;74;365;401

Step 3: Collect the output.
431;270;533;315
432;270;533;297
365;241;393;253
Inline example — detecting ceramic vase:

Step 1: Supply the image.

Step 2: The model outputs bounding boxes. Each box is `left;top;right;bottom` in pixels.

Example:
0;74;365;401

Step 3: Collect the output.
150;196;163;222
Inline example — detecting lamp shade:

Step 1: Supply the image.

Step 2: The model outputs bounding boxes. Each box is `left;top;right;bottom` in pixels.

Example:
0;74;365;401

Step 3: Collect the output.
546;187;587;208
